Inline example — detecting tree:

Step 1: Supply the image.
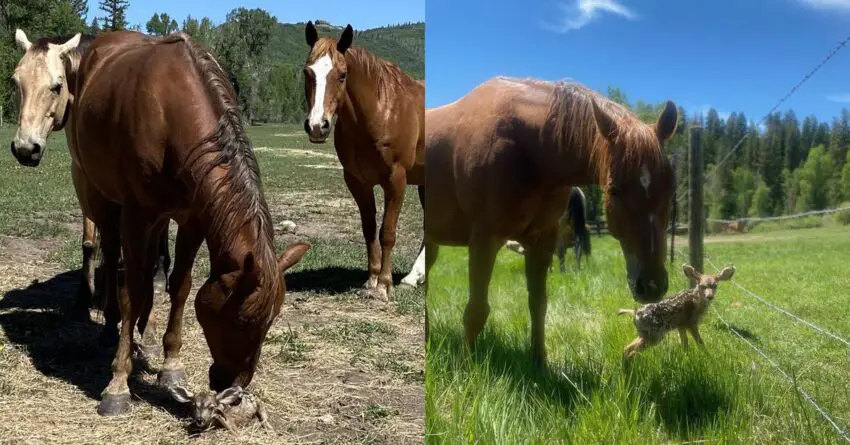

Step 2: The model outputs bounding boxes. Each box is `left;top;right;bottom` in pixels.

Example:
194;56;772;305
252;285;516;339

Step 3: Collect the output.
829;108;850;169
71;0;88;18
98;0;129;31
90;17;101;33
732;167;755;217
795;145;835;211
841;151;850;202
782;110;802;171
146;12;179;36
750;182;771;217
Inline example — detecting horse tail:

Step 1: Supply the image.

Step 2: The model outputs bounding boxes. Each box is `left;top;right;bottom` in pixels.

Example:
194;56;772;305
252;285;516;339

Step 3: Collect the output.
568;187;591;258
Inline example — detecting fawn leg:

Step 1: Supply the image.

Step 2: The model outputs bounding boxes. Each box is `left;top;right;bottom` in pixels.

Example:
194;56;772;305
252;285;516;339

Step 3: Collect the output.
257;403;274;431
679;328;689;350
689;326;705;348
624;337;647;358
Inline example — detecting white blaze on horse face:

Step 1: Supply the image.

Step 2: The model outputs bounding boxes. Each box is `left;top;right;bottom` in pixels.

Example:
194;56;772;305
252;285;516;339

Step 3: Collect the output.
307;55;333;129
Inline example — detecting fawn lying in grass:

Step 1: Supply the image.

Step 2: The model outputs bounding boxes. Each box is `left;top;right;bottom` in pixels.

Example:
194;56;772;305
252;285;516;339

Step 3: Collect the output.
169;385;273;433
618;263;736;358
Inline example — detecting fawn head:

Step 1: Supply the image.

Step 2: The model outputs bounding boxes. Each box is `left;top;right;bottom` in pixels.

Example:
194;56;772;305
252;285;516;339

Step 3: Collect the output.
169;385;245;427
682;264;735;301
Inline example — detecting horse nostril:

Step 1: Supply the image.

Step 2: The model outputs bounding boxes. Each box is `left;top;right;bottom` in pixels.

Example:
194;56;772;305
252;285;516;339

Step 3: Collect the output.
303;119;310;134
31;143;42;155
10;142;15;155
321;119;330;131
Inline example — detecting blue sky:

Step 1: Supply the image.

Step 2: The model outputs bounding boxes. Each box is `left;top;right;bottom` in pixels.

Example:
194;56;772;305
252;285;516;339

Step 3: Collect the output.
426;0;850;124
84;0;423;31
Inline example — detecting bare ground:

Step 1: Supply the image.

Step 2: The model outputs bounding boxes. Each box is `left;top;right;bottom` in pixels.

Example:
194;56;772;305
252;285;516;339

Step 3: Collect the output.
0;174;425;444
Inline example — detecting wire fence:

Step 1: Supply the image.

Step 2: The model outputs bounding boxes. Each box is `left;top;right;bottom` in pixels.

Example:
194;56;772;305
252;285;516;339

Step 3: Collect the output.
705;205;850;224
672;249;850;443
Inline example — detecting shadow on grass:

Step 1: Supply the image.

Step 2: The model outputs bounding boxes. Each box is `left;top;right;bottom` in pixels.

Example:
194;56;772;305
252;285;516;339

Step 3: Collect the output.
0;269;189;421
428;327;601;413
286;266;411;295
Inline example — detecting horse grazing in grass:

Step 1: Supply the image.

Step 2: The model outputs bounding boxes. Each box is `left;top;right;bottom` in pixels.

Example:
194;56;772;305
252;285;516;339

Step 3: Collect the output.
302;22;425;301
424;77;676;365
555;186;592;271
10;29;172;350
70;31;311;416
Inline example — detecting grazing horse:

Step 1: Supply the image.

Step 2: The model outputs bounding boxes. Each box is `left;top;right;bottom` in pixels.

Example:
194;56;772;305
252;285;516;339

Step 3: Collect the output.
302;22;425;301
10;29;171;349
70;31;311;416
424;77;676;365
555;186;592;271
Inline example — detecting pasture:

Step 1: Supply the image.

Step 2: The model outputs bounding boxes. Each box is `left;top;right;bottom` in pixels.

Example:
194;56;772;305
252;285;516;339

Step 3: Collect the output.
426;225;850;444
0;125;424;444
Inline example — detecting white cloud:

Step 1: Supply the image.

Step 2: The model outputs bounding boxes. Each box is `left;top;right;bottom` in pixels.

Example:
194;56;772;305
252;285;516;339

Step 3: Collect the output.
827;93;850;103
541;0;639;33
798;0;850;10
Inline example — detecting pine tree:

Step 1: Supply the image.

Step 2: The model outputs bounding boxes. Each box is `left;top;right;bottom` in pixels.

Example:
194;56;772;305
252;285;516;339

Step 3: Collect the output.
98;0;130;31
782;110;802;171
71;0;88;18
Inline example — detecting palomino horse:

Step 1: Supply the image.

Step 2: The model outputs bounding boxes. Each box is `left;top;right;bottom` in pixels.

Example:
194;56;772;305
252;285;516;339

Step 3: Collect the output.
70;31;310;415
302;22;425;300
10;29;171;350
425;77;676;365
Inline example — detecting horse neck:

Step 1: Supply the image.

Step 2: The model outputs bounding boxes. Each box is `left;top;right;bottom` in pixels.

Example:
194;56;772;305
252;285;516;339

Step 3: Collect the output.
524;108;604;187
337;53;380;129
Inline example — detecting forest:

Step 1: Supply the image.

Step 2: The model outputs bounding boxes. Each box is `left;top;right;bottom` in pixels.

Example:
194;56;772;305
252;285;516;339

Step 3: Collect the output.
0;0;424;125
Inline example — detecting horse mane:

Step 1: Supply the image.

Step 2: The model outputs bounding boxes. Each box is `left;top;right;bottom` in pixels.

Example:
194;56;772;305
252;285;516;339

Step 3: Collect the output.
31;33;97;56
543;80;666;182
169;34;277;305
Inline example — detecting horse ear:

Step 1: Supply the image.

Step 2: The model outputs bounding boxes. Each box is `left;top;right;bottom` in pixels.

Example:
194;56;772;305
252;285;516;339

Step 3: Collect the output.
337;25;354;53
717;265;735;281
656;100;678;142
278;242;312;273
590;98;617;142
15;29;32;52
306;21;318;47
57;33;81;57
169;386;194;403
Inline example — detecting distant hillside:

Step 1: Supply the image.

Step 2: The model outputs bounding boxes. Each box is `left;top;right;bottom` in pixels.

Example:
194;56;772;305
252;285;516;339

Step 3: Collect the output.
267;22;424;80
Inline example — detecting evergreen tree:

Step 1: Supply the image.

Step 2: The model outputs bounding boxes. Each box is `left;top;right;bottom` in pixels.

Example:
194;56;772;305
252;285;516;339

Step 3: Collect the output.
782;110;802;171
98;0;129;31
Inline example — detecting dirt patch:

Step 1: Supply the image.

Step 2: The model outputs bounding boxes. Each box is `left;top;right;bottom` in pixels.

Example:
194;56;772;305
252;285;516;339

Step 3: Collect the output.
301;164;343;170
274;133;304;137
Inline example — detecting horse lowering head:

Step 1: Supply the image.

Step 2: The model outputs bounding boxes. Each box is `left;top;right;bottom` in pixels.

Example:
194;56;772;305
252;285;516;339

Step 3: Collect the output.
591;98;678;303
302;22;354;143
10;30;81;167
195;242;312;391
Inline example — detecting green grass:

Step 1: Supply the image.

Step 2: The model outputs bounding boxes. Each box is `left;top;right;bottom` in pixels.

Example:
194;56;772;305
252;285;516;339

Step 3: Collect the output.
426;226;850;444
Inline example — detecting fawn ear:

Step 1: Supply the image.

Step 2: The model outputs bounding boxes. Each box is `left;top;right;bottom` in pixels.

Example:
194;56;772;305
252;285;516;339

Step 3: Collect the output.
216;386;244;406
717;265;736;281
682;264;699;281
169;386;193;403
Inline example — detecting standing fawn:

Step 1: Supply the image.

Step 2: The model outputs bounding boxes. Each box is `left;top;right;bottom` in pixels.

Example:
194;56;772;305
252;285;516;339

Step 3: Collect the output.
169;385;273;433
618;263;736;358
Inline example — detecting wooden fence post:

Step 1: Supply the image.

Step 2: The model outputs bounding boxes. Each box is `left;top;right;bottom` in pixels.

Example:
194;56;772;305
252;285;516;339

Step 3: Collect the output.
688;126;704;279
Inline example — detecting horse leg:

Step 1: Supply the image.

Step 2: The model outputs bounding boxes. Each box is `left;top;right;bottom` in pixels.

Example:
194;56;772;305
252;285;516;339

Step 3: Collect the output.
343;171;381;294
524;228;557;367
98;207;157;416
135;220;169;362
555;230;566;273
375;164;408;301
72;216;98;320
464;228;500;352
424;242;439;341
153;222;171;296
400;185;426;289
158;224;203;388
97;215;121;349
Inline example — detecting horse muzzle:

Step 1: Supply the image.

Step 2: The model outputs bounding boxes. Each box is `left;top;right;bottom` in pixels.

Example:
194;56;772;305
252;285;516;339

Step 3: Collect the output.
304;118;331;143
10;141;43;167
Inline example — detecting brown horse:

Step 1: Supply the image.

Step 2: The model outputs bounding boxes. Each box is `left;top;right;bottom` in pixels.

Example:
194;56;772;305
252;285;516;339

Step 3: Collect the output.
10;29;171;351
70;31;310;416
424;77;677;365
302;22;425;300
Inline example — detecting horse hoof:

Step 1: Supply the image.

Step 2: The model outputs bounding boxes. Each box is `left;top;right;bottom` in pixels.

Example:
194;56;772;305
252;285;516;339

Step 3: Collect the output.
157;369;187;388
97;393;130;416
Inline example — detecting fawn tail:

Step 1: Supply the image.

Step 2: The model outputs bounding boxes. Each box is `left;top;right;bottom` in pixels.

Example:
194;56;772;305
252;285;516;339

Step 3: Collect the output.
618;309;635;317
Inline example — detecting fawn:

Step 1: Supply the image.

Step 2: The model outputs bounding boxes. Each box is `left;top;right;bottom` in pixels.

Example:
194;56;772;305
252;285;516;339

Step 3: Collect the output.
618;263;735;358
169;385;273;433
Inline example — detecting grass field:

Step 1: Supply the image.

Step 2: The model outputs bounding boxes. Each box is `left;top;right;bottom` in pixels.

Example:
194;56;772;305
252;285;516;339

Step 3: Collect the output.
0;125;425;444
426;226;850;444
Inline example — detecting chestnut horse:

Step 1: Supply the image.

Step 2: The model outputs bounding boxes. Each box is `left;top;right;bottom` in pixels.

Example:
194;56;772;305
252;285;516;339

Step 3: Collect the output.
70;31;310;416
302;22;425;301
10;29;171;350
425;77;676;365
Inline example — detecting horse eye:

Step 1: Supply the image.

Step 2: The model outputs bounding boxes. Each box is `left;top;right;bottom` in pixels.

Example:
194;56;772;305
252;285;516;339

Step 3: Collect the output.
50;83;62;94
339;72;347;82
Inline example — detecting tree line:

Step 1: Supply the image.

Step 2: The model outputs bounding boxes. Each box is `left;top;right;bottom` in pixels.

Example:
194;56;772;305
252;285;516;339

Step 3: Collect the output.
0;1;424;125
